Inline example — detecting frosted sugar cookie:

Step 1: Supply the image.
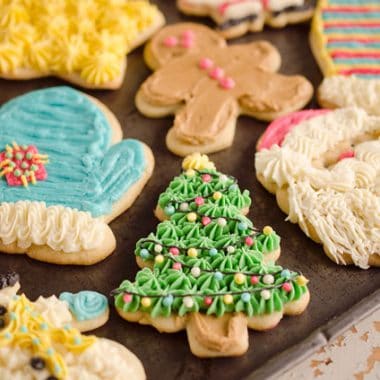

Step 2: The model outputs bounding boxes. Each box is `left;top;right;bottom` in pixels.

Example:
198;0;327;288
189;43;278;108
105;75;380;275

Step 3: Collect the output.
255;108;380;269
0;87;154;265
0;0;164;89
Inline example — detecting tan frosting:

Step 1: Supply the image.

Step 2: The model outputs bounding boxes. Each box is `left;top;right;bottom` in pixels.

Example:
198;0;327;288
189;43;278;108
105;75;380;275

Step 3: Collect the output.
140;23;313;144
255;107;380;268
148;23;226;68
0;201;106;253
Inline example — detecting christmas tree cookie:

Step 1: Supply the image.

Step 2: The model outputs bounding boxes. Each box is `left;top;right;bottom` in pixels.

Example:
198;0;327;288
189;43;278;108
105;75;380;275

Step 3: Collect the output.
113;154;310;357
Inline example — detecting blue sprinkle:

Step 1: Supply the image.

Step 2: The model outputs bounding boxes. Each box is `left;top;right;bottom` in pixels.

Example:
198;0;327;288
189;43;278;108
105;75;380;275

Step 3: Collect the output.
164;204;175;216
63;324;71;331
281;269;291;279
140;249;150;259
163;294;174;307
12;295;19;301
46;348;54;356
20;325;28;333
9;312;17;321
5;332;12;339
238;222;247;231
40;323;48;330
214;272;223;281
32;337;40;345
229;184;238;191
209;248;218;257
55;364;61;374
241;293;251;303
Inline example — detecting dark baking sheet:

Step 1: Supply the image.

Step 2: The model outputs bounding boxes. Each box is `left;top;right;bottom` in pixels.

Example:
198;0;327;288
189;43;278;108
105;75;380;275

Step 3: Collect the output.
0;2;379;379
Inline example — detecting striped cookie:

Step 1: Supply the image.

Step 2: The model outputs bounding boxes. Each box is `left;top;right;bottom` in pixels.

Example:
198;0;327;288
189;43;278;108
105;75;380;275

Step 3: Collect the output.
311;0;380;114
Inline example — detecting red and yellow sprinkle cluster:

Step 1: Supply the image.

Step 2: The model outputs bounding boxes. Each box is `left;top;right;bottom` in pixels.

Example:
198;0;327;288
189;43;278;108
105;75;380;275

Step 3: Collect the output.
0;142;49;187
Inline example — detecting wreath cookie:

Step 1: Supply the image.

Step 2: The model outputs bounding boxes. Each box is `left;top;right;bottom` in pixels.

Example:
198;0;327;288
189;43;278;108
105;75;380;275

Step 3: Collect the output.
0;0;164;89
255;108;380;269
136;23;314;156
113;154;310;358
311;0;380;115
177;0;314;39
0;272;146;380
0;86;154;265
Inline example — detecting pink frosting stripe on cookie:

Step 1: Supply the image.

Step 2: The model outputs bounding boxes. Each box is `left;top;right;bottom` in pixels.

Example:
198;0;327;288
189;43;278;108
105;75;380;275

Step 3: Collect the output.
331;51;380;58
339;68;380;75
257;109;331;151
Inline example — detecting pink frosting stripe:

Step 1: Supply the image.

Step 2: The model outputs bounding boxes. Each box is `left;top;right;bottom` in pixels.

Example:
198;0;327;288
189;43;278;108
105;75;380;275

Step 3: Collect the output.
257;110;331;151
331;51;380;58
339;68;380;75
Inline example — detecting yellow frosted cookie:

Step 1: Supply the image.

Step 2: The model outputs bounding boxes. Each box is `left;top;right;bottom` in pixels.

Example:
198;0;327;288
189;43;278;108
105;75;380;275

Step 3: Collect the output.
0;272;146;380
0;0;165;88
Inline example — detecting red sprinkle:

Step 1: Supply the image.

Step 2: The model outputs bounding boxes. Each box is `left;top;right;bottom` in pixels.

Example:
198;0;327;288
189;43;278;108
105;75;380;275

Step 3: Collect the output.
250;276;259;285
123;294;132;303
195;196;204;206
245;236;254;246
204;296;213;306
163;36;178;47
338;150;355;161
173;262;182;270
282;283;292;292
201;173;212;183
169;247;180;256
202;216;211;226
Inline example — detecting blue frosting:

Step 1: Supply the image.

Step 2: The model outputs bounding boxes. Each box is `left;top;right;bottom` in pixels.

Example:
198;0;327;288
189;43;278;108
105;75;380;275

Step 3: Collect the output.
0;86;147;217
59;291;108;322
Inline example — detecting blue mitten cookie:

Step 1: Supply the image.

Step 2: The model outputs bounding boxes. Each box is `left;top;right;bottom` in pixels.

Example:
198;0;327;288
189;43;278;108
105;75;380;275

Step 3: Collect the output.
0;86;154;265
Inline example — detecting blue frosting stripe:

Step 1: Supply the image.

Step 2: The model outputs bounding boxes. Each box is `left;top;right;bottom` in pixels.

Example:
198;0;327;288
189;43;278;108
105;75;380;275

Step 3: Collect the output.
0;86;147;217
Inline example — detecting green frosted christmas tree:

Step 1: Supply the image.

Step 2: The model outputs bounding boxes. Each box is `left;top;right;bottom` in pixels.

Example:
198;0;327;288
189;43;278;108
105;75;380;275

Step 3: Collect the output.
114;154;310;357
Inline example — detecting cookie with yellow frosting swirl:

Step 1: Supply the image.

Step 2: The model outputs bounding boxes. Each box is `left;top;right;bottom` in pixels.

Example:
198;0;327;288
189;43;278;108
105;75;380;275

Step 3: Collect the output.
0;272;146;380
0;0;165;89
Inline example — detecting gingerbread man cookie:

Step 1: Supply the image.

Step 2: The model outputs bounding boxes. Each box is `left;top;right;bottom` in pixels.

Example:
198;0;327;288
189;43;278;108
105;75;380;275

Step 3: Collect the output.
113;154;310;358
311;0;380;116
0;0;164;89
0;86;154;265
0;272;146;380
255;108;380;269
177;0;314;39
137;23;313;156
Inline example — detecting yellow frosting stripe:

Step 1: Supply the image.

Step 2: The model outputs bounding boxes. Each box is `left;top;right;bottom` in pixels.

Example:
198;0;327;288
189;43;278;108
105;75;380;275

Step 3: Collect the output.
0;0;161;84
0;295;96;379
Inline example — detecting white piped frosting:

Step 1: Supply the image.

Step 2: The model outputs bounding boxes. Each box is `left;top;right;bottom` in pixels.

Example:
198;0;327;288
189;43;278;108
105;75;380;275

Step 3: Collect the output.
255;107;380;268
0;201;106;252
